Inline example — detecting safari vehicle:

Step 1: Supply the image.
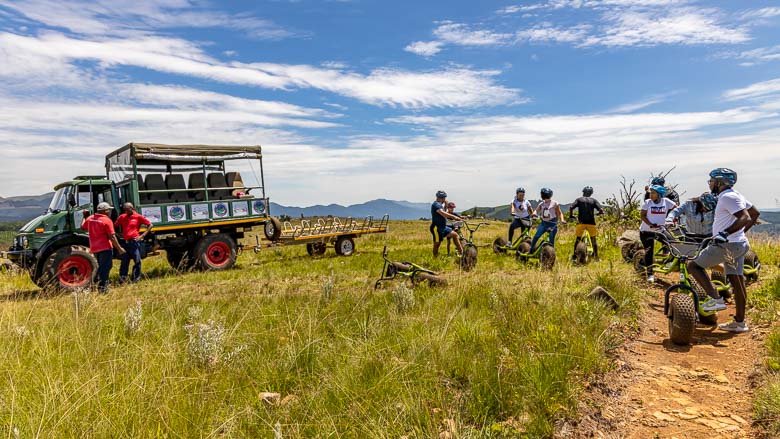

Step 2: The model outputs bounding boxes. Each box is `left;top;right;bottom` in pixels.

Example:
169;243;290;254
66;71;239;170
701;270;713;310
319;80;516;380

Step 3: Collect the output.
2;143;277;291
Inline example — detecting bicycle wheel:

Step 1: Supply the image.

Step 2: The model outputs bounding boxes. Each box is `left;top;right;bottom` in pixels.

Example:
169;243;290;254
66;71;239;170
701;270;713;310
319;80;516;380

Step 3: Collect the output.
540;245;556;270
492;237;507;255
461;245;478;271
574;241;588;265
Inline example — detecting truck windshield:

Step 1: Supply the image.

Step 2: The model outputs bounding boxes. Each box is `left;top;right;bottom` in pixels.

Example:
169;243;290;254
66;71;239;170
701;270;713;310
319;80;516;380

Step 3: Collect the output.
48;186;70;213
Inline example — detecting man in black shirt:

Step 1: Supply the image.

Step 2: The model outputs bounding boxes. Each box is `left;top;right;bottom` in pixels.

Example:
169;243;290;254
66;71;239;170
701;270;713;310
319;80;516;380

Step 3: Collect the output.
569;186;604;261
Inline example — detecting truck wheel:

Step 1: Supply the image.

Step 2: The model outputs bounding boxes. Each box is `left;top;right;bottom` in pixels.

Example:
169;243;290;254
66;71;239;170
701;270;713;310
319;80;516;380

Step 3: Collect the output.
667;290;696;345
306;242;327;256
335;236;355;256
166;249;194;271
540;245;556;270
41;245;97;291
492;237;507;255
195;234;237;271
264;217;282;241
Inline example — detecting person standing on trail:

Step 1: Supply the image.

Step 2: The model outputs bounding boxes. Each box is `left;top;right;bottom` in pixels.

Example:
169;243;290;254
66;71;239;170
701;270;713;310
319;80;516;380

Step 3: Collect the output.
569;186;604;262
508;187;532;246
687;168;760;333
430;191;463;257
115;202;153;284
666;192;717;240
639;185;677;283
529;188;565;251
81;202;125;293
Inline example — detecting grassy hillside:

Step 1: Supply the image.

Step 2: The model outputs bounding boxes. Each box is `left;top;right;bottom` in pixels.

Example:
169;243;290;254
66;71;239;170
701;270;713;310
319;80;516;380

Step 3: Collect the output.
0;221;775;437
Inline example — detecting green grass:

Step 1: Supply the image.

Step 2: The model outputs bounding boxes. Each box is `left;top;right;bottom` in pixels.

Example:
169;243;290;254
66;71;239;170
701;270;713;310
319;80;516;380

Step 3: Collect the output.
0;221;668;437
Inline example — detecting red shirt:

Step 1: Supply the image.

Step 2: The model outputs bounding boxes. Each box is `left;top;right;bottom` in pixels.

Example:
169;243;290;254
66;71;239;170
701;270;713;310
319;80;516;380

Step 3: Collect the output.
81;213;116;253
115;212;152;240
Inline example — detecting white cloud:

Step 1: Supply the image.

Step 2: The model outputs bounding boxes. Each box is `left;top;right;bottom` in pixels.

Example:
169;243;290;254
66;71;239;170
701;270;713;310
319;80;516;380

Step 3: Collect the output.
605;91;680;113
581;7;750;47
723;78;780;102
404;40;443;57
0;0;295;39
0;32;521;109
433;21;513;46
740;7;780;21
718;45;780;66
515;23;591;43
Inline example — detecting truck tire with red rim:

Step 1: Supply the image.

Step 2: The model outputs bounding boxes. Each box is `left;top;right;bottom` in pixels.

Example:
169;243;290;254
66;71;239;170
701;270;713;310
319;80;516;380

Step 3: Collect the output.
41;245;97;291
335;236;355;256
195;234;237;271
264;217;282;241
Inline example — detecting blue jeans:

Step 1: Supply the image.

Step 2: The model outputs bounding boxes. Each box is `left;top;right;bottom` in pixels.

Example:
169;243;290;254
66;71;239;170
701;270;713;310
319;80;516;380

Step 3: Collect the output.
95;250;113;292
120;239;142;282
530;220;558;250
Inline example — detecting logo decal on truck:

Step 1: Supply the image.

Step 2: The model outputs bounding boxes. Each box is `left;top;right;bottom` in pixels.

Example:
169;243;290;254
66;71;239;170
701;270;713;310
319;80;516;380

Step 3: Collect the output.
213;202;229;218
253;200;266;214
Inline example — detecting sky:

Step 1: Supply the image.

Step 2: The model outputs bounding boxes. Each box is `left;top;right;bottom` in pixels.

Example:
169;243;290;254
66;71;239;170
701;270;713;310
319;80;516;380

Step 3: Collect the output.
0;0;779;208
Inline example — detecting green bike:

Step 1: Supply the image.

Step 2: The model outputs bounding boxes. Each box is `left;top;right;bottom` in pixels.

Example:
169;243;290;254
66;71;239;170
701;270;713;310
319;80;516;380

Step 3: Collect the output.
453;221;489;271
573;228;595;265
515;226;556;270
492;219;532;255
375;246;446;289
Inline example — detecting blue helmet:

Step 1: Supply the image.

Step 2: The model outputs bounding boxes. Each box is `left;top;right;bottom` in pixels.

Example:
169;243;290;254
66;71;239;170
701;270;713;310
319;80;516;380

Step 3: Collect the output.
699;192;717;212
516;187;525;193
649;184;667;197
435;190;447;198
540;187;553;199
709;168;737;186
651;176;666;186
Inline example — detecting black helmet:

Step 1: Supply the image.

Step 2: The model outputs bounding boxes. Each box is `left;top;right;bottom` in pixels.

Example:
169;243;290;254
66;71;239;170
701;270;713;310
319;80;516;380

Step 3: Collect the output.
435;190;447;198
651;176;666;186
540;187;553;199
516;187;525;193
582;186;593;197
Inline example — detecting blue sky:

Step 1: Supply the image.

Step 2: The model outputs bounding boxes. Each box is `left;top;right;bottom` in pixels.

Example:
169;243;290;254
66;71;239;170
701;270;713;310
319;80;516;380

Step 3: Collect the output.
0;0;779;208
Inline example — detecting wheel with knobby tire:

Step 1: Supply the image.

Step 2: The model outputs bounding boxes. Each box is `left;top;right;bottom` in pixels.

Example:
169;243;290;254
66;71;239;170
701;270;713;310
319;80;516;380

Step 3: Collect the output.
414;271;447;287
460;245;478;271
41;245;97;291
690;279;718;326
492;237;507;255
574;240;588;265
306;242;327;256
709;269;732;300
263;217;282;241
667;289;697;345
194;234;237;271
540;244;556;270
335;236;355;256
516;241;532;263
744;250;760;282
621;242;640;263
632;250;647;274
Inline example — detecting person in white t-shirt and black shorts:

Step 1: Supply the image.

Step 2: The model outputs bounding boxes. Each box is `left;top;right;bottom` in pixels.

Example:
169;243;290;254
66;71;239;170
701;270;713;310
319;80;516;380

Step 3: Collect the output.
688;168;761;333
508;187;533;245
639;185;677;283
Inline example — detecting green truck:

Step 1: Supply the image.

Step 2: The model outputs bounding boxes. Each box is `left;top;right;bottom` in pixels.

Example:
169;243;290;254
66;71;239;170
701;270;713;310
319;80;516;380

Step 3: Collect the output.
2;143;281;291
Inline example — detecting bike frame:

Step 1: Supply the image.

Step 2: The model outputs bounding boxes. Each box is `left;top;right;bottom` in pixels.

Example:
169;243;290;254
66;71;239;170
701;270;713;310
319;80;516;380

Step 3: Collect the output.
375;246;439;288
659;234;719;320
517;224;555;259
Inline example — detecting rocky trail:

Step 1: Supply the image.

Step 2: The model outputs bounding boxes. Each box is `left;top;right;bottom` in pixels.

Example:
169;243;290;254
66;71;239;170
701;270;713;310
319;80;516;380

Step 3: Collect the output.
572;282;771;439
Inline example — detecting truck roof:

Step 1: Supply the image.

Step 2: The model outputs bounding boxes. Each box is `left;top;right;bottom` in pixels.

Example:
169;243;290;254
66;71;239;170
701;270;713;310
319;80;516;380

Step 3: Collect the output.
107;142;262;163
54;177;112;190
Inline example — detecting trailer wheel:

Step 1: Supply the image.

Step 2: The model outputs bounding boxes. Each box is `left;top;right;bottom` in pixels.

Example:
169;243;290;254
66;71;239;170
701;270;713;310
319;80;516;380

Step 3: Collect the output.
195;234;237;271
264;217;282;241
335;236;355;256
41;245;97;291
166;249;194;271
306;242;327;256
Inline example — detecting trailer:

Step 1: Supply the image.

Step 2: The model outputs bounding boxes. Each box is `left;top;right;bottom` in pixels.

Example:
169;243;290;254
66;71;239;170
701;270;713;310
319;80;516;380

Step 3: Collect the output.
256;215;389;256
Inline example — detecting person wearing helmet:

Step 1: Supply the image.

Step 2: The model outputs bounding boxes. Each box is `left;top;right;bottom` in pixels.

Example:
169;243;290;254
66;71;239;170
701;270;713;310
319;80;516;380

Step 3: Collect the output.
81;202;126;293
686;168;761;333
445;201;461;256
639;185;677;283
666;192;716;240
529;187;565;251
644;175;680;205
430;190;464;257
508;187;532;245
568;186;605;261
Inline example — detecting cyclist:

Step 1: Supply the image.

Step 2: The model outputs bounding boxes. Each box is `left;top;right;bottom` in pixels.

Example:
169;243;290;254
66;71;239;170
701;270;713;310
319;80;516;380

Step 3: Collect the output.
569;186;604;262
687;168;760;333
508;187;532;246
639;185;677;283
445;202;461;256
529;188;565;251
430;191;464;257
644;176;680;205
666;192;716;240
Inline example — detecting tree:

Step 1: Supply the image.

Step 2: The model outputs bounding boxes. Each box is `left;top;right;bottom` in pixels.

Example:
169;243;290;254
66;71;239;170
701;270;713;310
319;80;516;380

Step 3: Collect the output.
604;175;642;225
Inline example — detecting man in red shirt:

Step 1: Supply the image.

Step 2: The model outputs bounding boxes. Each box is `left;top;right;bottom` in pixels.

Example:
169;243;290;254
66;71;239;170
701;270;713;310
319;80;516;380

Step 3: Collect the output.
115;202;153;283
81;202;125;293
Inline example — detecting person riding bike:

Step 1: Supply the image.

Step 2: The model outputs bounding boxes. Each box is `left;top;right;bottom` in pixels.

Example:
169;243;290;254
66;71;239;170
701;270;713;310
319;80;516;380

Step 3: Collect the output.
687;168;760;333
445;201;461;256
430;191;464;257
644;176;680;205
569;186;604;261
508;187;532;246
666;192;716;241
529;188;565;251
639;184;677;283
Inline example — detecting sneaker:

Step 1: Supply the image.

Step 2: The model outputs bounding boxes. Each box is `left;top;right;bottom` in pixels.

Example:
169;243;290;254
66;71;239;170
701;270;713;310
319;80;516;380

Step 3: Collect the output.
701;297;727;312
647;275;655;283
718;319;749;333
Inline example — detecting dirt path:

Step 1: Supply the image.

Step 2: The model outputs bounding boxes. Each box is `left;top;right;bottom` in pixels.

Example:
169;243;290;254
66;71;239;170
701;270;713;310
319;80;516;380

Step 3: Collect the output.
571;284;771;439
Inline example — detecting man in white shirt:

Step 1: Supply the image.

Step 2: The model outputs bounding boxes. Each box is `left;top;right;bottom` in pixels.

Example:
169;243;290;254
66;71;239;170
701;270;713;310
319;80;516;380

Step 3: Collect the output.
688;168;760;333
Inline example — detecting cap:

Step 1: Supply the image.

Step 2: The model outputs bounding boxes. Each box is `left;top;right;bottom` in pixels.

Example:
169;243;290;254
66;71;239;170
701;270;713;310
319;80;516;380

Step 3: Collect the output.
96;202;113;211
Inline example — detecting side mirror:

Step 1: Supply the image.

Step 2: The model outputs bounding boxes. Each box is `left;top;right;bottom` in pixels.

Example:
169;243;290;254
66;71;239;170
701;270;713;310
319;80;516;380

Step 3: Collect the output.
68;192;77;207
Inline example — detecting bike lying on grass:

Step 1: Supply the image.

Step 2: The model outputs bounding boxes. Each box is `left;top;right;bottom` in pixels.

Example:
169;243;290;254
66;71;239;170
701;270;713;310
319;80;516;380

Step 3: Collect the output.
375;246;446;289
452;221;489;271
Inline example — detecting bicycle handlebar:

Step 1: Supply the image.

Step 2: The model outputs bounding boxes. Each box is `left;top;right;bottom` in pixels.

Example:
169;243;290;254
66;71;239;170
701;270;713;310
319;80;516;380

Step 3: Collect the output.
652;227;713;259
